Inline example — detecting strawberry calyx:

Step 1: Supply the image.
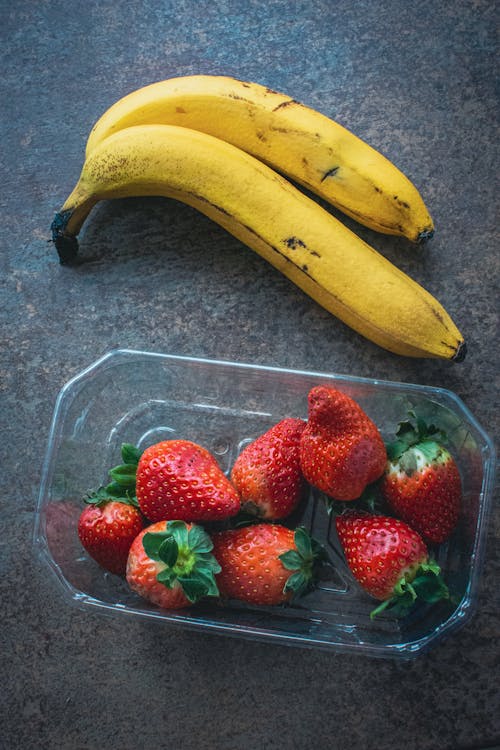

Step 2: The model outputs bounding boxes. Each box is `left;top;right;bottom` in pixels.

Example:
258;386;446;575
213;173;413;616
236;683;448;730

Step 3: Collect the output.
370;559;449;620
85;443;142;508
279;527;326;599
84;487;138;508
386;412;447;464
142;520;221;603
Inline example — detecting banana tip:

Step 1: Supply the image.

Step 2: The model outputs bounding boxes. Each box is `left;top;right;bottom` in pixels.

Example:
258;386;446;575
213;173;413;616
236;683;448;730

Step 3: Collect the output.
453;340;467;363
417;228;434;243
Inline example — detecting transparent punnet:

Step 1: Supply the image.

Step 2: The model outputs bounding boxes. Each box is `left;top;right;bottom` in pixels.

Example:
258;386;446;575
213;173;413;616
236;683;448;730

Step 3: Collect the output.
34;350;496;658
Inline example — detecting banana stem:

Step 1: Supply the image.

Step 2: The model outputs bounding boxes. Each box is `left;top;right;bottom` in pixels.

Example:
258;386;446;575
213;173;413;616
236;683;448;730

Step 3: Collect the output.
50;187;97;264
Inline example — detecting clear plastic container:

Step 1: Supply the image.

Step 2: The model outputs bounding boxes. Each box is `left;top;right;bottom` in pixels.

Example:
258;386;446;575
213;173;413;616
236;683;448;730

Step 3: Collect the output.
34;349;496;658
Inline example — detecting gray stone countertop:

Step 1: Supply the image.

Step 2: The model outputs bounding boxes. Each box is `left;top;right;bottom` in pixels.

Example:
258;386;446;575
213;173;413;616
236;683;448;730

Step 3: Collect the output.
1;2;498;749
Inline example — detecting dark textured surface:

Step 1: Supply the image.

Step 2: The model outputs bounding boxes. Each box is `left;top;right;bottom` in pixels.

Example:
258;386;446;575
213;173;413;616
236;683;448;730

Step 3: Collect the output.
1;1;499;748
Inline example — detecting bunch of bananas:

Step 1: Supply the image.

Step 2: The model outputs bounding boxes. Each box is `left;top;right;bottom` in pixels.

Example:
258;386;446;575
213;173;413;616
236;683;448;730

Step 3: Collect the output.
51;74;465;361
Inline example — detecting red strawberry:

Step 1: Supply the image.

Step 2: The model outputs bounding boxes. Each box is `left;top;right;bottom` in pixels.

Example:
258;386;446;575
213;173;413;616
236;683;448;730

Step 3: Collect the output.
212;523;323;605
135;439;240;523
126;520;221;609
380;416;462;544
230;418;306;520
335;511;449;618
77;494;144;576
300;385;387;501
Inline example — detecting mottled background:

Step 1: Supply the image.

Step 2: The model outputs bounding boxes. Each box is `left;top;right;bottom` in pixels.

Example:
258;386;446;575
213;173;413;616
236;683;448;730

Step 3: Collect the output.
1;1;499;749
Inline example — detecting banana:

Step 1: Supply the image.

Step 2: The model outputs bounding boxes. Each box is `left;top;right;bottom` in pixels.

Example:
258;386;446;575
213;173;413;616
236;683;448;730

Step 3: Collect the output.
51;124;464;361
85;75;434;243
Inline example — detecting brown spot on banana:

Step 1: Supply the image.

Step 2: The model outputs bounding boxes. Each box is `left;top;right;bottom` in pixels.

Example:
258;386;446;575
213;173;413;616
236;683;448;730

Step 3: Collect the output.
283;236;307;250
321;166;339;182
272;98;301;112
269;125;321;139
393;195;411;209
227;92;254;104
282;237;321;257
236;225;320;285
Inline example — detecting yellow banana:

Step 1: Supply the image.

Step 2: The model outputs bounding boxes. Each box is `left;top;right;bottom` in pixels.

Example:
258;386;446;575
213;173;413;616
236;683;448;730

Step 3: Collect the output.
51;124;464;361
85;75;434;243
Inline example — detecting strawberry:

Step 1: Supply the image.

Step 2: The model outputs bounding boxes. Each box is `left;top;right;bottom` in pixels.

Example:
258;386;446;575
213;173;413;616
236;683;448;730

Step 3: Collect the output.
77;493;144;576
380;415;462;544
230;418;307;520
126;520;221;609
335;511;449;618
134;439;241;523
300;385;387;501
212;523;324;605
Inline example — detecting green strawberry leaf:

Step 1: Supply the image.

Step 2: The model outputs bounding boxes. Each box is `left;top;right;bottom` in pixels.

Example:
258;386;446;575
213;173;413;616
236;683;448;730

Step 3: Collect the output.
104;442;141;493
416;417;429;439
84;487;111;506
121;443;142;465
284;571;309;597
102;481;127;498
108;486;139;507
195;553;222;573
178;575;216;603
395;420;418;443
109;463;137;487
419;560;442;576
168;520;190;549
188;524;214;553
280;550;304;570
158;536;180;568
294;527;313;559
417;419;447;444
156;569;177;588
411;564;449;603
190;567;221;594
386;439;410;463
143;529;172;561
